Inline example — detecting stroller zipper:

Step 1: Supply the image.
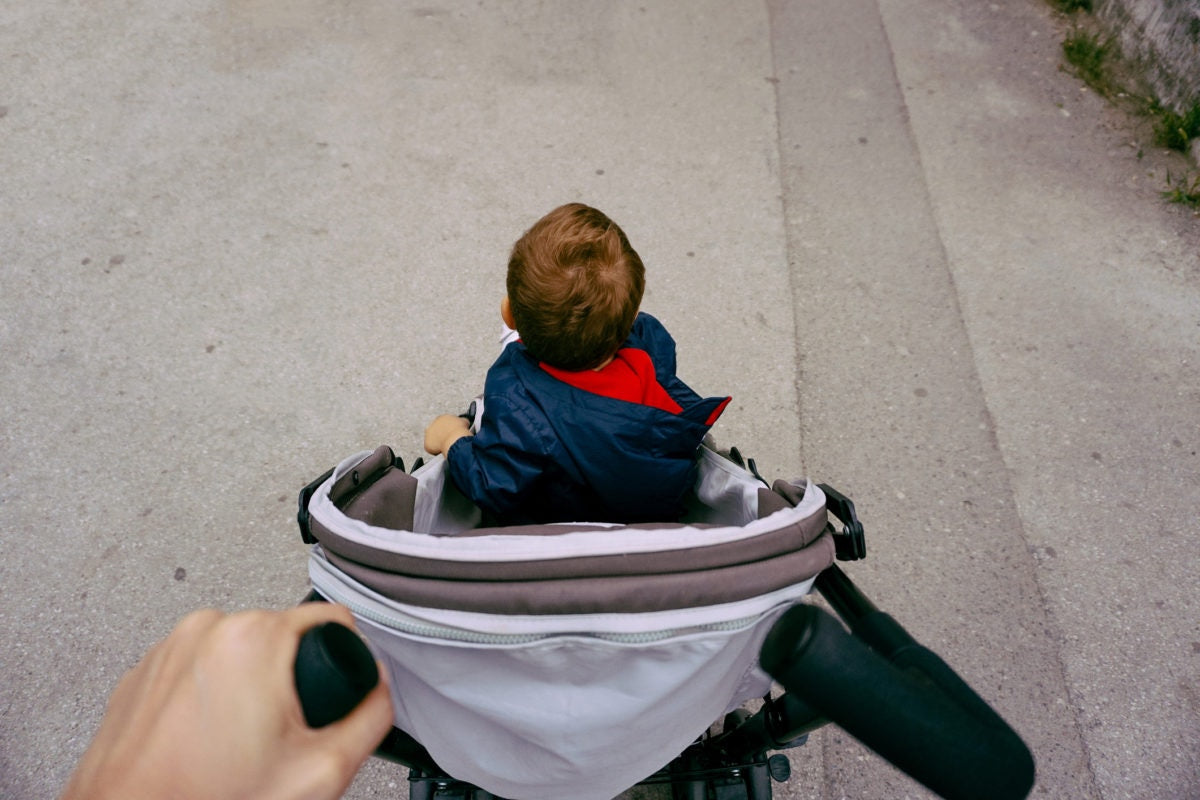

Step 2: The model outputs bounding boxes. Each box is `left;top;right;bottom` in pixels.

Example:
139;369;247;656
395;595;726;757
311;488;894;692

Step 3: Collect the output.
311;571;544;646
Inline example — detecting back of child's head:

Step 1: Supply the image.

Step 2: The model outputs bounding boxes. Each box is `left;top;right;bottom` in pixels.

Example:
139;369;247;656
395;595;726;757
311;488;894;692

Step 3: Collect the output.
507;203;645;370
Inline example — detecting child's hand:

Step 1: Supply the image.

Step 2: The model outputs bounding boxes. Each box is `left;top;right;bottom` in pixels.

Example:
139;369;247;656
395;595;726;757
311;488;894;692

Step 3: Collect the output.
424;415;472;456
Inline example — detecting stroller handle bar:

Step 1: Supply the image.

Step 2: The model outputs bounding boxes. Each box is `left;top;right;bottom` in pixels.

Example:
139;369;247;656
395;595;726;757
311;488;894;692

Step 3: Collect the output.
760;591;1035;800
294;622;380;728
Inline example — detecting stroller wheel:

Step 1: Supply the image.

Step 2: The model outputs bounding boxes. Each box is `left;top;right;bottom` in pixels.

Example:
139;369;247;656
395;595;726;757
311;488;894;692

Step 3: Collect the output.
745;763;772;800
669;749;709;800
406;771;502;800
670;780;707;800
407;770;460;800
408;772;436;800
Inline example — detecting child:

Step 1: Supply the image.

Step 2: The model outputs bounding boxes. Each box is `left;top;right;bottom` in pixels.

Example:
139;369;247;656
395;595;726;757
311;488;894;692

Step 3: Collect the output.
424;203;730;525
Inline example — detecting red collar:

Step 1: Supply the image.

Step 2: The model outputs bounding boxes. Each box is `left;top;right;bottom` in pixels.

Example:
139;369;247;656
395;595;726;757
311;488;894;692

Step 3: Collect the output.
540;348;684;414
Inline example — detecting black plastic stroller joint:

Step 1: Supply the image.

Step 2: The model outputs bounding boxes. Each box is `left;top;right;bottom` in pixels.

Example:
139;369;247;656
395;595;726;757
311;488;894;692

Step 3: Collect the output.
704;695;825;764
818;483;866;561
297;466;334;544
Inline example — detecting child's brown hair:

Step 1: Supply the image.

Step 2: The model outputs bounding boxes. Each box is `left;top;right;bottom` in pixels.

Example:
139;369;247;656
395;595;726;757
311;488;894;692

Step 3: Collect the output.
506;203;645;370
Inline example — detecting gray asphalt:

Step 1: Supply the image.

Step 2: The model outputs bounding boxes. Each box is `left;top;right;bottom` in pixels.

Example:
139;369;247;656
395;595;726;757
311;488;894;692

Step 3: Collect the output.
2;2;1197;799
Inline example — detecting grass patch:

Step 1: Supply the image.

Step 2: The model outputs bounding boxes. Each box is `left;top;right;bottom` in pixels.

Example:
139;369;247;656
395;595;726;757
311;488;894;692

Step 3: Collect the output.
1161;172;1200;208
1053;6;1199;210
1062;31;1114;94
1060;29;1198;154
1153;104;1200;152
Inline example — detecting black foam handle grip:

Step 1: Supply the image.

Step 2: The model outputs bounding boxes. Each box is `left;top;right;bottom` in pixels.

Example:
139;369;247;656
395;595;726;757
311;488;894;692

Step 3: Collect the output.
294;622;380;728
760;604;1034;800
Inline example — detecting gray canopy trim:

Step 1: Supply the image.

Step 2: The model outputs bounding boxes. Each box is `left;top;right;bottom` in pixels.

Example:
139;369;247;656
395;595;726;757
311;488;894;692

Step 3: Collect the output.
322;535;833;615
309;494;827;582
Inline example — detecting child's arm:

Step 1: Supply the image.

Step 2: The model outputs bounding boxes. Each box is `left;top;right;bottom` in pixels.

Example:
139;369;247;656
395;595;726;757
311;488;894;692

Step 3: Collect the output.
424;415;472;456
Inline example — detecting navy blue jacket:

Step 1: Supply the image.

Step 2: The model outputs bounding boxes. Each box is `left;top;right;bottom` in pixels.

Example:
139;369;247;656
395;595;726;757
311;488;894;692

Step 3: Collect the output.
446;313;730;525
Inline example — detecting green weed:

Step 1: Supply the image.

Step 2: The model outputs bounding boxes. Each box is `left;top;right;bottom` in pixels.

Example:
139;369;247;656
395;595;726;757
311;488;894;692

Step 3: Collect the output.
1054;7;1198;211
1153;104;1200;152
1062;31;1113;94
1161;172;1200;209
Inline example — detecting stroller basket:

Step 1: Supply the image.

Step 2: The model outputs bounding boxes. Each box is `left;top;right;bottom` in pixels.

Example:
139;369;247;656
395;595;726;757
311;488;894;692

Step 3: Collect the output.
296;443;1034;800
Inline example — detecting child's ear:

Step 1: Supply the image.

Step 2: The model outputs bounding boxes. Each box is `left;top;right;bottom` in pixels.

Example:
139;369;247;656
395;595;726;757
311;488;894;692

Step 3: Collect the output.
501;296;516;329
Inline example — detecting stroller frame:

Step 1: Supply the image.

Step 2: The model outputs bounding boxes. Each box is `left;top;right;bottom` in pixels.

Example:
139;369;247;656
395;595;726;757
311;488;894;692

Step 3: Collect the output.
296;448;1033;800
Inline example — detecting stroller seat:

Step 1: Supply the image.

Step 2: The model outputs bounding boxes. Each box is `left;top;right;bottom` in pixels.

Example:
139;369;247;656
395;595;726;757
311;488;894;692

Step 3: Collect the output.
300;442;834;800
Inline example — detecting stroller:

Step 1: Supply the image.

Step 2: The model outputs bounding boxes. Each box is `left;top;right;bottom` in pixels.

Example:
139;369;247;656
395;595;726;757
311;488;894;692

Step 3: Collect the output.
293;440;1034;800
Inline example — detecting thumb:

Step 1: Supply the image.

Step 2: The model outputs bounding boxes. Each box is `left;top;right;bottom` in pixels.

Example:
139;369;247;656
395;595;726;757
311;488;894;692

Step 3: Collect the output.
316;668;393;757
288;676;393;800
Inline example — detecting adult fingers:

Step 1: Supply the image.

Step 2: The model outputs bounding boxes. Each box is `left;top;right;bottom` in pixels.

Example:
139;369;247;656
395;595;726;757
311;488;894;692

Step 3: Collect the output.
323;661;393;745
290;677;394;799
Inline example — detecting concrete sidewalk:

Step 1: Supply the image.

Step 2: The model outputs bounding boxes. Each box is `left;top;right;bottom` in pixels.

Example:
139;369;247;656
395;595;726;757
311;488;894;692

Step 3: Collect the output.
771;1;1198;798
2;2;1197;799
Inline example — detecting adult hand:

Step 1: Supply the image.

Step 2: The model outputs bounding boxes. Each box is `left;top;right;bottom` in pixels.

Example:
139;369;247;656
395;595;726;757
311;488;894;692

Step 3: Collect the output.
60;603;392;800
